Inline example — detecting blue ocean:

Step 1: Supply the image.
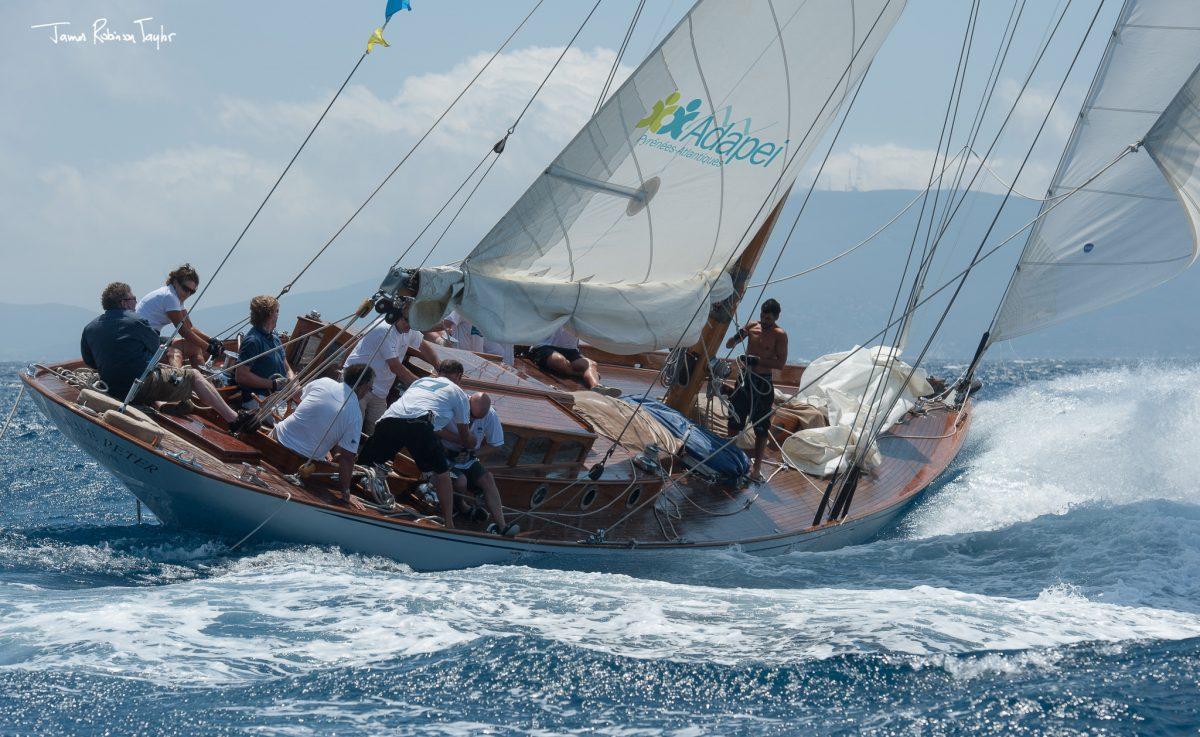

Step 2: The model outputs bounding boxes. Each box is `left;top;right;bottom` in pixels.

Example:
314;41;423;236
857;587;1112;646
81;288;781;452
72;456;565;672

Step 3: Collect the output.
2;359;1199;735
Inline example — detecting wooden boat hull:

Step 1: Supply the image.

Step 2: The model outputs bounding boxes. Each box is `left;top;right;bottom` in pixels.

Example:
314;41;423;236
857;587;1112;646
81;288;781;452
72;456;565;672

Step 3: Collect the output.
24;371;966;571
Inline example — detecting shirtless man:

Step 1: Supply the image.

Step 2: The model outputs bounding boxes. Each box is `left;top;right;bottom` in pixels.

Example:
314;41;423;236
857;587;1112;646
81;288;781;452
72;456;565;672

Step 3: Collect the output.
724;298;789;483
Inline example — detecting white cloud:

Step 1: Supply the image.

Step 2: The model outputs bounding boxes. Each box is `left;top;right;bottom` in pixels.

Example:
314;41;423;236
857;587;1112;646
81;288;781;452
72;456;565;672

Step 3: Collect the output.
0;45;624;307
218;46;624;162
996;78;1077;142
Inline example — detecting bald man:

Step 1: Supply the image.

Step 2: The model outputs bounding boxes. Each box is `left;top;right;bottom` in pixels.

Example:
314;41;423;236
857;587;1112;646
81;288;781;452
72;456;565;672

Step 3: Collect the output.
440;392;517;536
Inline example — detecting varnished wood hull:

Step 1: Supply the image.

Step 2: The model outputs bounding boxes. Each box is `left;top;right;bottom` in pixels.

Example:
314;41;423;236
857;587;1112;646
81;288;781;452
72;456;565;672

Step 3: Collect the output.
20;362;972;572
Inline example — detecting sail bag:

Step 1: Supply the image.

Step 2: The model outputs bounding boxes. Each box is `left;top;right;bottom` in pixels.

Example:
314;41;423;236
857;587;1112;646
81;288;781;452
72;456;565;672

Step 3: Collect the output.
411;0;907;353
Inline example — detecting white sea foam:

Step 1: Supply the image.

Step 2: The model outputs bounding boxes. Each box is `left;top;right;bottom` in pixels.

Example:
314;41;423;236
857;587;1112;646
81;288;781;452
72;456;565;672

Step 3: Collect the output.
909;364;1200;538
2;546;1200;686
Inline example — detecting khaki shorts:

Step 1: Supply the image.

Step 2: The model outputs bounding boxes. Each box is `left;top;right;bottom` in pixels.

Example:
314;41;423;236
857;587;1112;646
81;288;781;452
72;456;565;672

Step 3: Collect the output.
360;392;388;435
135;366;194;404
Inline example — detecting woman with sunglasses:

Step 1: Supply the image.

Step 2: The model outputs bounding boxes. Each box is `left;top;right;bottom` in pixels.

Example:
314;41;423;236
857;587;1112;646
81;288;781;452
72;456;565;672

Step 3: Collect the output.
135;264;218;367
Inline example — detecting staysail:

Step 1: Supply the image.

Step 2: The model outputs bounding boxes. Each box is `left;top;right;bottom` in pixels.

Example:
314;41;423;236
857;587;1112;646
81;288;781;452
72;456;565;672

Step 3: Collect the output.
409;0;906;353
990;0;1200;342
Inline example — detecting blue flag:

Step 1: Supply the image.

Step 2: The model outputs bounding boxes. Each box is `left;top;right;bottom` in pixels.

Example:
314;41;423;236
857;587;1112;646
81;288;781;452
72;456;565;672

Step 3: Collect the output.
384;0;412;21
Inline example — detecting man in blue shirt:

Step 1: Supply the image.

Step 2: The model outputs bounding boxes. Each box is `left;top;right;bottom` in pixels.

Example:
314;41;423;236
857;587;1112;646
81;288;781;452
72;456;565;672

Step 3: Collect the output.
81;282;250;431
234;295;295;411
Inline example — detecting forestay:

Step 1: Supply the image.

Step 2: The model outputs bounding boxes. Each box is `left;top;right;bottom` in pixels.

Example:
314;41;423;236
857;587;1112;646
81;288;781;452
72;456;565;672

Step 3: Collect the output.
412;0;906;353
991;0;1200;342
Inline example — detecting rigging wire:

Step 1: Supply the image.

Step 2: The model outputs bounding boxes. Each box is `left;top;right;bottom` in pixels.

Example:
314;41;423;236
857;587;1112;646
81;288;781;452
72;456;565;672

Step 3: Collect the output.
832;0;1072;507
824;0;985;498
593;0;647;116
743;146;1054;290
400;0;607;272
844;0;1112;513
908;0;1033;340
130;10;411;397
212;0;548;341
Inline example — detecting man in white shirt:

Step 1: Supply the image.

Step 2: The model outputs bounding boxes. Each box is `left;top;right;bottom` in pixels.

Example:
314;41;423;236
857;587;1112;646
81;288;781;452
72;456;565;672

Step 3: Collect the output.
442;392;516;536
135;264;219;368
272;364;374;503
530;325;620;397
344;313;440;434
358;359;472;528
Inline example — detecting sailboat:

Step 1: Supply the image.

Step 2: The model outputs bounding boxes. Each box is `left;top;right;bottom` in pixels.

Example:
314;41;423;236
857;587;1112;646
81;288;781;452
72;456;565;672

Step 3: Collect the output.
17;0;1200;571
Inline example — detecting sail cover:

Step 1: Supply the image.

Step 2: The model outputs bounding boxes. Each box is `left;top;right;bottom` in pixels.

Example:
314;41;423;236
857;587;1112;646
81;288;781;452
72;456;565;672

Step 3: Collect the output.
410;0;906;353
991;1;1200;342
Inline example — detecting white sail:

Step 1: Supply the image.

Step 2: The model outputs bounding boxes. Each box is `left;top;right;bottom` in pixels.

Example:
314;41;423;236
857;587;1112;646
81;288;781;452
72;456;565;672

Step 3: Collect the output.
990;0;1200;343
411;0;906;353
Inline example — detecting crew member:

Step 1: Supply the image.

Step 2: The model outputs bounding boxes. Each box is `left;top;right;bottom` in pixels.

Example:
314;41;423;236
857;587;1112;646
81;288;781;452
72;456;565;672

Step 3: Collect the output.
82;281;250;431
135;264;220;367
724;298;789;483
443;392;517;536
272;364;374;504
344;313;440;434
530;325;620;397
234;295;295;411
358;359;471;528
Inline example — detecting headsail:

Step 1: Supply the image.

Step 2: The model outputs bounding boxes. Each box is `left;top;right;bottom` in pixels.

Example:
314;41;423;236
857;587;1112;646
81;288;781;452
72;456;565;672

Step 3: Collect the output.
409;0;906;353
990;0;1200;343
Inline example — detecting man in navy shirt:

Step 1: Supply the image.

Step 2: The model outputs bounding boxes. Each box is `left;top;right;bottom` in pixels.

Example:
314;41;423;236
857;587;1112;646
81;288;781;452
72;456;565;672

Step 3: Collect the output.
81;282;249;430
234;295;295;410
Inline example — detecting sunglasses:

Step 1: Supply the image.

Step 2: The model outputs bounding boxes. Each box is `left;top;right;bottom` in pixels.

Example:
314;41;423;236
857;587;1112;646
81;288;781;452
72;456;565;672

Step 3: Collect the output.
176;281;197;297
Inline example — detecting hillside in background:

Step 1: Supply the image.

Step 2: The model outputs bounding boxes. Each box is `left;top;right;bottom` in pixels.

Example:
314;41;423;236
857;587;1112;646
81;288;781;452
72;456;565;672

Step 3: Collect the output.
4;189;1197;363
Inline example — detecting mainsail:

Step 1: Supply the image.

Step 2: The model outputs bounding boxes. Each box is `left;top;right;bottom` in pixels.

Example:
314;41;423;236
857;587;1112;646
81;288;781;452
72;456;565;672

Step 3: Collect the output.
410;0;906;353
990;0;1200;342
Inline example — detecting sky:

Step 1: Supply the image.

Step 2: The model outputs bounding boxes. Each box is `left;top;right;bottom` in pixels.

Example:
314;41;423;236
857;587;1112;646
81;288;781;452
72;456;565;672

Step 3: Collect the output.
2;0;1163;359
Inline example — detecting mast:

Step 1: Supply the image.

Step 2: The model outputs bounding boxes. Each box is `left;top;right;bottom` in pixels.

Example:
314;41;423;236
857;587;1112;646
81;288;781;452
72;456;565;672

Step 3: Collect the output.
663;190;791;416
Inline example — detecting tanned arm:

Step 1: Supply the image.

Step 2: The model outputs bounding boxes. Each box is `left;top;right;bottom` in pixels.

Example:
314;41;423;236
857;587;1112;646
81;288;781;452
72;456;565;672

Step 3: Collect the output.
166;309;211;351
726;322;756;350
386;356;420;386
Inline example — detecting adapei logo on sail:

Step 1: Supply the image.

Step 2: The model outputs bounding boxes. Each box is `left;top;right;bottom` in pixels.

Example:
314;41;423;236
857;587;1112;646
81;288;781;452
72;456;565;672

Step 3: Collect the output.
635;91;787;169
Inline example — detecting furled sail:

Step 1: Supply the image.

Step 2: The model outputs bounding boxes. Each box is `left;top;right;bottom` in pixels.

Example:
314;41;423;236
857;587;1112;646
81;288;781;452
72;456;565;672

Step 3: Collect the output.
410;0;906;353
990;0;1200;342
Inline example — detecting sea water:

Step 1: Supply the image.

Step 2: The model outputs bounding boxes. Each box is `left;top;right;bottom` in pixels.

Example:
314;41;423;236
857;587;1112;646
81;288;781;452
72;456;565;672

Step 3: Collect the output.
1;359;1198;735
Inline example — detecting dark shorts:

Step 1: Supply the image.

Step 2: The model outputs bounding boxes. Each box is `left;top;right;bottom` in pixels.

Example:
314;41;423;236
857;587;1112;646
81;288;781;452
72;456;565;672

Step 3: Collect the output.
530;345;583;371
134;366;193;404
729;372;774;439
360;415;450;474
449;456;487;485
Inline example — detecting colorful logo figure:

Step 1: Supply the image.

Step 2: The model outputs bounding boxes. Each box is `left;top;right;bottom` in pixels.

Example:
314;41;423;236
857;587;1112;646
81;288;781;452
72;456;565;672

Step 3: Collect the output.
635;90;786;169
636;92;682;133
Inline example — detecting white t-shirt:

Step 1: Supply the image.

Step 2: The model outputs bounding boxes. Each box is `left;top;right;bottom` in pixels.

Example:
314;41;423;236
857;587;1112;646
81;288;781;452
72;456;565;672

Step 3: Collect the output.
136;284;183;333
444;407;504;452
273;377;363;459
344;323;424;398
447;311;515;365
380;376;469;431
535;325;578;350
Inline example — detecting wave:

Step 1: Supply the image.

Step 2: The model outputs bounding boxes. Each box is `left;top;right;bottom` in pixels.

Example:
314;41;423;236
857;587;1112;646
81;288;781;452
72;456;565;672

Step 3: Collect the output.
908;362;1200;538
2;545;1199;686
